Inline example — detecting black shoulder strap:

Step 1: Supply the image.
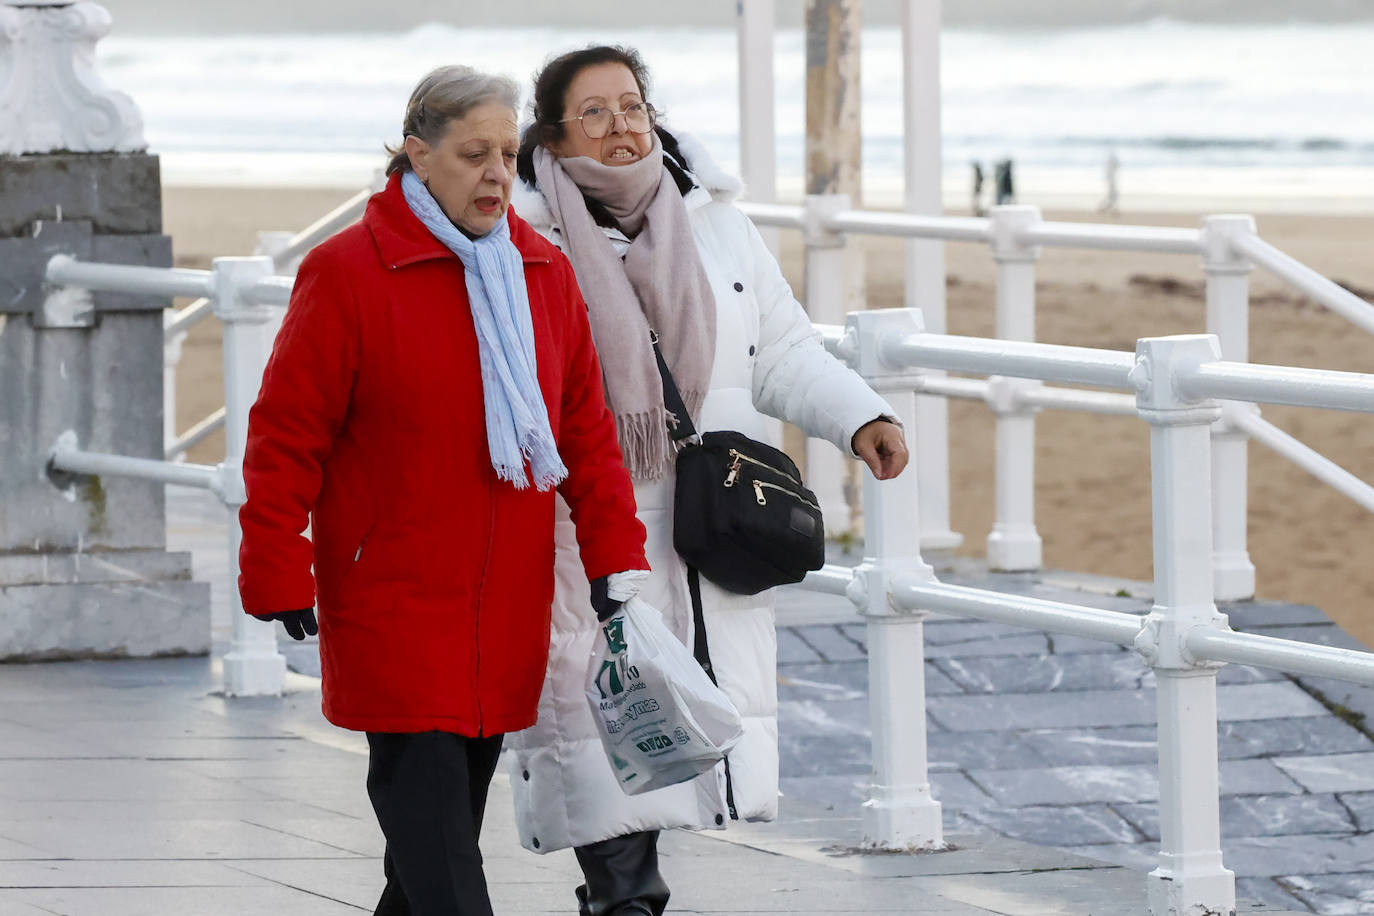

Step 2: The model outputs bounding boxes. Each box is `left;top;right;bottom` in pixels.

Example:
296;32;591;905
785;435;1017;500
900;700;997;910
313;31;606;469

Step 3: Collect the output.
688;565;737;820
650;332;698;443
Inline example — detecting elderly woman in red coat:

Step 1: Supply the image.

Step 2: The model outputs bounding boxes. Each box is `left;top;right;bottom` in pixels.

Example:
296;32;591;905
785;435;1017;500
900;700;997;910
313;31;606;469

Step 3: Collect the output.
237;64;649;916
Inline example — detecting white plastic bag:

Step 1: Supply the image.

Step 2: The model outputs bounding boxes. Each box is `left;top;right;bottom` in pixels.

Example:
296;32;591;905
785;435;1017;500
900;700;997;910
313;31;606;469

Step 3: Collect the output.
585;596;744;795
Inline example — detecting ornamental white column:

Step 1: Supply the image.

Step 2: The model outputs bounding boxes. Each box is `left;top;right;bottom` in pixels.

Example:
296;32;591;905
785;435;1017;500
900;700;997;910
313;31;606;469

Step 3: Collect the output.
0;0;144;154
1130;334;1236;916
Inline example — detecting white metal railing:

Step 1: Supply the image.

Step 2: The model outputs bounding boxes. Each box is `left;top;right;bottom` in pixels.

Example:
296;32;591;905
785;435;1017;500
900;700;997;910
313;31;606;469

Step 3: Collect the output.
798;307;1374;916
47;254;289;699
39;240;1374;914
162;180;378;461
741;196;1374;602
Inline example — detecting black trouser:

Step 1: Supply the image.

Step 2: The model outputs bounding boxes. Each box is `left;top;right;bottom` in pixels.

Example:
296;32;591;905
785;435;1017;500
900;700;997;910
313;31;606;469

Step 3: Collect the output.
366;730;505;916
573;830;670;916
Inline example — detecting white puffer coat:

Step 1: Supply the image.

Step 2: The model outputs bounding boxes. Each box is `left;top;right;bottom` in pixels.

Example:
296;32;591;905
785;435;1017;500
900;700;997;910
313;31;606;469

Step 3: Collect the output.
506;133;893;853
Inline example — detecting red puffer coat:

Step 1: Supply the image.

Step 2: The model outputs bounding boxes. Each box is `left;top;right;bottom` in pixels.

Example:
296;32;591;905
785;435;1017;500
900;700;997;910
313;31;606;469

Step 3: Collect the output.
238;173;647;736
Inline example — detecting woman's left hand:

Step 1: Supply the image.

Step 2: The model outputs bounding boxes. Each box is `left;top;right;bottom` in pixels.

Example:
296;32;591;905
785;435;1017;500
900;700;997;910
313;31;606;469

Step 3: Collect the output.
851;419;909;481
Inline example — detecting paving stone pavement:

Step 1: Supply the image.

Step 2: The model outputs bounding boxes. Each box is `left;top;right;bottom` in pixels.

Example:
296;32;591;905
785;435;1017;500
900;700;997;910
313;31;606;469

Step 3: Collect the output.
5;488;1363;913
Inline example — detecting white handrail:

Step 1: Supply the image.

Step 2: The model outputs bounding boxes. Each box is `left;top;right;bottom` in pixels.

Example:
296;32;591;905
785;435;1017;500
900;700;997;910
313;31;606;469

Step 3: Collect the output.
735;201;804;229
887;333;1138;390
1187;628;1374;686
165;407;226;461
894;578;1145;646
163;185;372;337
799;564;855;596
1019;221;1202;255
50;434;218;490
47;255;213;300
1229;232;1374;336
1226;407;1374;512
1183;360;1374;413
827;209;992;243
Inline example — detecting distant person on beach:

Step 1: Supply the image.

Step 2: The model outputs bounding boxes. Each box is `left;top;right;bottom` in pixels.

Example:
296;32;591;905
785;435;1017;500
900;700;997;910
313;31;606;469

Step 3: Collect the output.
1098;149;1120;216
236;64;649;916
971;160;986;215
507;44;908;916
995;157;1016;205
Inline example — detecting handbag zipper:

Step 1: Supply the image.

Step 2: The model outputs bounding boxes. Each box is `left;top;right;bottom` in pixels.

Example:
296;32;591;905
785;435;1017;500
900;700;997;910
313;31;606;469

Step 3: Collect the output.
724;448;801;487
752;479;820;511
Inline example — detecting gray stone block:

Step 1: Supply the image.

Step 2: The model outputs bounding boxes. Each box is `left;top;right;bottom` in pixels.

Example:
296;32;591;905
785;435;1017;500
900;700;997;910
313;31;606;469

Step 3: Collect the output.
1279;871;1374;915
1234;876;1315;913
1219;716;1374;759
1341;791;1374;832
934;650;1148;694
928;687;1155;731
1271;752;1374;793
1022;725;1160;766
0;312;166;552
1216;681;1331;721
790;624;866;662
777;626;825;665
926;730;1055;771
0;578;209;660
0;223;171;317
1118;793;1355;843
966;803;1142;846
1224;601;1334;629
971;758;1301;807
0;153;162;237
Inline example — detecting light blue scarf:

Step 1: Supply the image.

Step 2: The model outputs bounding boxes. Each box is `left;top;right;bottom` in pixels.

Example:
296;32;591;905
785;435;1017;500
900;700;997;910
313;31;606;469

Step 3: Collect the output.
401;171;567;491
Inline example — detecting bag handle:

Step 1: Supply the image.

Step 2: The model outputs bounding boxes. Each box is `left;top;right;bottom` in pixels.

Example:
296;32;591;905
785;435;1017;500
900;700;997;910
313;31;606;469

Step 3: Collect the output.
650;329;699;443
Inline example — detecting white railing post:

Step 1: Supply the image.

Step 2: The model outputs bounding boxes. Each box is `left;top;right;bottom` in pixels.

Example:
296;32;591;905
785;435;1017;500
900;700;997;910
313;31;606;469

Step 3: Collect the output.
844;307;943;850
1130;334;1236;916
1201;215;1258;602
736;0;778;256
901;0;961;557
803;193;856;534
211;255;287;697
986;205;1044;570
163;328;186;459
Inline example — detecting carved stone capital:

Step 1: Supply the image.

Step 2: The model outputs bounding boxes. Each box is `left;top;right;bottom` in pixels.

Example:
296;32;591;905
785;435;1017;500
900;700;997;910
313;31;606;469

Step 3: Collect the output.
0;1;144;155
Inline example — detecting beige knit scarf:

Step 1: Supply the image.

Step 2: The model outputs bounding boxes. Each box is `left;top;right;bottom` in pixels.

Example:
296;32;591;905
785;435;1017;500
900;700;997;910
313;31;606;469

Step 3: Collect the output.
533;138;716;480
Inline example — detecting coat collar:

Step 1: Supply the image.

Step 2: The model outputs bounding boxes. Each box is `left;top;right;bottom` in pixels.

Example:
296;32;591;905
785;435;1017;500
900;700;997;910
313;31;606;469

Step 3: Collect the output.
364;171;551;269
512;130;745;235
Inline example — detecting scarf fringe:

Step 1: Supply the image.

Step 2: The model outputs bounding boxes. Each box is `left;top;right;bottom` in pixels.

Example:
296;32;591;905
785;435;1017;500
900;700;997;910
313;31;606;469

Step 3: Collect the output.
617;389;707;481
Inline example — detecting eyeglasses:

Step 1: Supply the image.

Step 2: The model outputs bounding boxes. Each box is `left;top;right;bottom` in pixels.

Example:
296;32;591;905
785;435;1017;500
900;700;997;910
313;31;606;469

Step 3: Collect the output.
559;101;656;140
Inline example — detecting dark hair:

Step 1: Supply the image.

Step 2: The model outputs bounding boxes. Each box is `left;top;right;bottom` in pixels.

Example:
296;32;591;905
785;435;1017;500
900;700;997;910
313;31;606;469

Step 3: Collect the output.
516;45;695;227
516;45;651;179
384;65;520;177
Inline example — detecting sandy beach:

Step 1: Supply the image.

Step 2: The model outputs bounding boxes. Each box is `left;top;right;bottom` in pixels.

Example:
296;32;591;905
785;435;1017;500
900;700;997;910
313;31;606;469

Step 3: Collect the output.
162;186;1374;649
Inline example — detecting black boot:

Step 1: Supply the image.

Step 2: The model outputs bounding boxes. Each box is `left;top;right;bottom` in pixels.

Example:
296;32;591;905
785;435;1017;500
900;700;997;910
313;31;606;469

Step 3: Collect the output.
573;831;670;916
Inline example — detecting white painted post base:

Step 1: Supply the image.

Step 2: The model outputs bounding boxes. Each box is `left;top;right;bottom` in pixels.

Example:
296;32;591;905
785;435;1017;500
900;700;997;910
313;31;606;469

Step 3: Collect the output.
1148;669;1236;916
862;611;944;850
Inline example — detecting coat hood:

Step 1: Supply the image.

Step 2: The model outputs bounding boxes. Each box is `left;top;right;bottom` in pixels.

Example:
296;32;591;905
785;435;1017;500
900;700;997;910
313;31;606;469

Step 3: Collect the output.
512;129;745;232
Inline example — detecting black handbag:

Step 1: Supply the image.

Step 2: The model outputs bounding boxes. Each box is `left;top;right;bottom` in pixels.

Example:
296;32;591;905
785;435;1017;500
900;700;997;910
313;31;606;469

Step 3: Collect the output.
651;333;826;596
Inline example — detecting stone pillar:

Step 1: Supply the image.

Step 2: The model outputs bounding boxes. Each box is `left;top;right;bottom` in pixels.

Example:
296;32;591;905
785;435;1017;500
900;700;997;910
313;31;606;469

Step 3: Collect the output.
0;0;209;659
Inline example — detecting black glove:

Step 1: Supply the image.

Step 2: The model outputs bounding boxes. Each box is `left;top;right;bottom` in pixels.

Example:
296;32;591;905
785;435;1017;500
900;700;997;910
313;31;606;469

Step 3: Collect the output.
252;608;318;640
590;577;624;622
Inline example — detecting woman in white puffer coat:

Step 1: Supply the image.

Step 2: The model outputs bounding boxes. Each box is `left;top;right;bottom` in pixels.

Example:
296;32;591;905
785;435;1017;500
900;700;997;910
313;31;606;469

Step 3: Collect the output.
506;45;909;916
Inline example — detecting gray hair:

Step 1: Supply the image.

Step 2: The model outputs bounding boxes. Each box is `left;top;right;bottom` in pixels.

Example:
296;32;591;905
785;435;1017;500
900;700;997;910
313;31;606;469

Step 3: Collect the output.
385;65;521;176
